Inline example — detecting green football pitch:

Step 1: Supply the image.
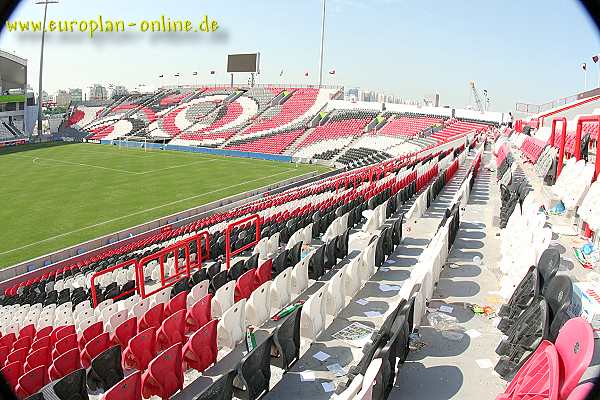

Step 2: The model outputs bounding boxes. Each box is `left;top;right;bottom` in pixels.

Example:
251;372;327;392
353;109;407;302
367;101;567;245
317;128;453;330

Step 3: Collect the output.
0;143;328;269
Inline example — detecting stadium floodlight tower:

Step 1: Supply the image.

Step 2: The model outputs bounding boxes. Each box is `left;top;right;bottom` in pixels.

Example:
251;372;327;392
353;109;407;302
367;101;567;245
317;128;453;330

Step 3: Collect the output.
35;0;59;142
318;0;327;88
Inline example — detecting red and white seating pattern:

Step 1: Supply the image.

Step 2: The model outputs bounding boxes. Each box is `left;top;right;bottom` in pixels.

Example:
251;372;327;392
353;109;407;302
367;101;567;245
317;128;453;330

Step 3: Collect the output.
379;115;442;138
65;106;105;130
224;129;306;154
429;119;489;143
238;88;334;138
293;117;372;159
171;96;259;146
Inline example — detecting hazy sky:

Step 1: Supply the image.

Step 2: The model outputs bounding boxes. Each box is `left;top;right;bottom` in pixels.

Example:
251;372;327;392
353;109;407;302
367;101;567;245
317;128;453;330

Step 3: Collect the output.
1;0;599;111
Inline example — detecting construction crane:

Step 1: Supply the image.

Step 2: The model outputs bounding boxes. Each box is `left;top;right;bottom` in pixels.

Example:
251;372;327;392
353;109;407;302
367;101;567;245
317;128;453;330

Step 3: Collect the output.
469;81;487;112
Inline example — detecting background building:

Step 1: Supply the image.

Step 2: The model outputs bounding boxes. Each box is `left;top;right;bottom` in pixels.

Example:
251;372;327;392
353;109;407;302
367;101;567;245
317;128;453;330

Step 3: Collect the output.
0;49;35;138
89;84;108;101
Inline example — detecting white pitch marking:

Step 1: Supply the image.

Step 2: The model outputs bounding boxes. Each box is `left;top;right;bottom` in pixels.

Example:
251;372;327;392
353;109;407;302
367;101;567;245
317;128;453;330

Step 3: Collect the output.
0;169;299;257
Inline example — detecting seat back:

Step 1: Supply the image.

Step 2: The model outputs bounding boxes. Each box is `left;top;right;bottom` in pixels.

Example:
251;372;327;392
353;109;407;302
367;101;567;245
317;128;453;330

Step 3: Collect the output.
308;245;326;280
217;299;246;350
362;240;378;281
272;306;302;370
255;259;273;286
291;256;310;297
49;347;81;381
112;317;137;349
87;345;124;392
157;309;186;350
554;317;595;400
138;303;164;332
187;293;213;333
246;281;272;327
270;267;292;312
82;331;111;368
228;260;245;281
236;269;258;302
188;279;210;308
272;249;288;277
344;257;363;296
237;335;274;400
123;327;157;371
52;368;89;400
141;343;183;399
182;319;218;373
16;364;48;398
107;310;129;334
300;286;327;341
537;248;561;297
287;242;303;268
24;346;49;373
132;298;150;320
545;276;573;340
336;229;350;259
326;268;346;316
192;369;236;400
1;360;23;389
101;370;142;400
165;291;187;317
212;280;236;319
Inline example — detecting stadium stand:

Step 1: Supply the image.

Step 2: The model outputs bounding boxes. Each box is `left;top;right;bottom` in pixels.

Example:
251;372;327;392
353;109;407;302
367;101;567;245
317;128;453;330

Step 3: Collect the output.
0;128;483;399
5;106;600;400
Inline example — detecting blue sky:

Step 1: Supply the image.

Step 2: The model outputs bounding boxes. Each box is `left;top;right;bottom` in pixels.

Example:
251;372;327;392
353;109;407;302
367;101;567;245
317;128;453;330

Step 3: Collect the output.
0;0;599;111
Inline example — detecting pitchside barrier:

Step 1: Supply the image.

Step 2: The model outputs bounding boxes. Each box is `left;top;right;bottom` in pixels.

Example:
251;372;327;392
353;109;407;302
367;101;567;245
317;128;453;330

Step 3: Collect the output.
100;140;293;163
225;214;261;270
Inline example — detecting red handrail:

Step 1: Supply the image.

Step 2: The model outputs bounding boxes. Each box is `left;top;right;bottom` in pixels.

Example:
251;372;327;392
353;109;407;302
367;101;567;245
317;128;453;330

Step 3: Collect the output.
90;259;137;308
574;116;600;180
136;232;209;299
551;117;568;177
225;214;261;270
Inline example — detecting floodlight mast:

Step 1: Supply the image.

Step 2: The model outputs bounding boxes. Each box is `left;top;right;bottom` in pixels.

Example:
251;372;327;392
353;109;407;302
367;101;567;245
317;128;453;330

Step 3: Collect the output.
35;0;59;142
318;0;327;88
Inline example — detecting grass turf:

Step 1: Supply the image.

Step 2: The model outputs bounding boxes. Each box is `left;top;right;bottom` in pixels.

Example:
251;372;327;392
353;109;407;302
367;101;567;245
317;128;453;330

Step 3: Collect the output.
0;142;328;268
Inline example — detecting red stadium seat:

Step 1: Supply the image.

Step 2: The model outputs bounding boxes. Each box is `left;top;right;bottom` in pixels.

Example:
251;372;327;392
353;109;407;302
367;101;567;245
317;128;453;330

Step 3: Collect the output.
123;327;158;371
52;333;78;360
156;309;186;350
12;336;32;352
182;319;218;372
78;321;104;350
31;336;51;353
0;333;16;350
24;346;50;373
138;303;163;332
49;348;82;381
164;291;187;317
0;345;9;366
101;370;142;400
141;343;183;399
52;325;76;345
1;360;23;390
255;259;273;286
18;324;36;339
186;293;212;333
7;347;28;365
15;365;48;398
235;269;258;302
33;326;53;342
81;332;112;368
111;317;137;349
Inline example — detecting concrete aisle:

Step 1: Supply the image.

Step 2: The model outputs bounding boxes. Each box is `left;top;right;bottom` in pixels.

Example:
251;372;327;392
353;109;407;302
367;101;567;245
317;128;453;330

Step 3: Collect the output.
391;152;508;400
